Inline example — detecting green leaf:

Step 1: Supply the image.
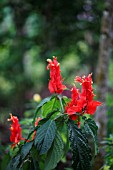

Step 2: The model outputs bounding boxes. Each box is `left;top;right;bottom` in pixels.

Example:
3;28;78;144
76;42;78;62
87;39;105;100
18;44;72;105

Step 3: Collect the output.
56;120;69;155
25;110;58;142
42;97;61;118
68;120;92;170
84;118;98;155
33;96;53;124
44;131;64;170
30;146;40;170
6;154;20;170
21;141;33;159
37;109;59;127
41;97;56;117
34;120;57;154
45;109;59;119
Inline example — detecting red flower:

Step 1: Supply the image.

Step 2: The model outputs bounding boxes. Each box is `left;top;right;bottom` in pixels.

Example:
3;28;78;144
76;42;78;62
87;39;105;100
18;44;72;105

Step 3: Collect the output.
75;74;101;114
47;56;66;94
32;117;41;140
8;113;22;148
65;74;101;122
65;87;81;121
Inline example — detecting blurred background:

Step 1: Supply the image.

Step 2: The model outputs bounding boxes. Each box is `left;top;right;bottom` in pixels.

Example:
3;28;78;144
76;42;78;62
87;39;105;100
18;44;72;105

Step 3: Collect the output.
0;0;113;169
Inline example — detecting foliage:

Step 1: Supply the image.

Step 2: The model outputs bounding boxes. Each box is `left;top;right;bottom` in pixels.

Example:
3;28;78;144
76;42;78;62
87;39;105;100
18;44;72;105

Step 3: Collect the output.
101;135;113;170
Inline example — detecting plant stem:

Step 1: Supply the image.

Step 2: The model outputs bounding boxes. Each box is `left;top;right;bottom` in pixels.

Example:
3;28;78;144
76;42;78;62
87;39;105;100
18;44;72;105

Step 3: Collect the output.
58;95;64;113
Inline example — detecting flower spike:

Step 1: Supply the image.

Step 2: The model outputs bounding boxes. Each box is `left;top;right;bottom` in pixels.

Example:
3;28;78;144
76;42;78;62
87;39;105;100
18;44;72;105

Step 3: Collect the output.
8;113;22;148
47;56;66;94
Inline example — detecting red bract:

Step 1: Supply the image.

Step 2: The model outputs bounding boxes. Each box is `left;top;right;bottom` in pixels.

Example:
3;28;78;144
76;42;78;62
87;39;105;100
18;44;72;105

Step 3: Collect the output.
75;74;101;114
47;56;66;94
35;117;42;127
65;74;101;122
8;114;22;148
65;87;81;121
32;117;41;140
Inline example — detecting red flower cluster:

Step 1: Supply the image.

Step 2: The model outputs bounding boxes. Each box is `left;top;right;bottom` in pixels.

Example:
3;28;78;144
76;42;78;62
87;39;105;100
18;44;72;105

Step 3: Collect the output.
65;74;101;121
8;114;22;147
47;56;66;94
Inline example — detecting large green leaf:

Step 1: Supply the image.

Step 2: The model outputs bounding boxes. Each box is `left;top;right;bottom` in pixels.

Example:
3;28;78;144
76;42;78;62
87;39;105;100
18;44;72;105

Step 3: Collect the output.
84;118;98;155
21;141;33;159
68;120;92;170
44;131;64;170
33;96;53;124
34;120;57;154
25;110;58;142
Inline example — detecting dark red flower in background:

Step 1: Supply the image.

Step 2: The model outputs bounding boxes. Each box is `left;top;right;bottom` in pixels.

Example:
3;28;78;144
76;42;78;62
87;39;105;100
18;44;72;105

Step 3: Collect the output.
8;114;22;147
47;56;66;94
65;74;101;122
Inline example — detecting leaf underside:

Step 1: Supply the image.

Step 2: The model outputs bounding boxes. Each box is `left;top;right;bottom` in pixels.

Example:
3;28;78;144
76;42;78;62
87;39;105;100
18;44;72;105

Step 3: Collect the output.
84;118;98;156
68;120;92;170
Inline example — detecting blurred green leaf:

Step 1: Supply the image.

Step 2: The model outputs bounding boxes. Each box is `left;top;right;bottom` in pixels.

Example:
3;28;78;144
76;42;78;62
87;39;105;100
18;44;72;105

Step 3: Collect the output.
1;153;11;170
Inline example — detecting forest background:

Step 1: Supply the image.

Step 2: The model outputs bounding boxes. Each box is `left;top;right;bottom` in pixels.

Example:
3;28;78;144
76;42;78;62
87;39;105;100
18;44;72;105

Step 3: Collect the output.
0;0;113;169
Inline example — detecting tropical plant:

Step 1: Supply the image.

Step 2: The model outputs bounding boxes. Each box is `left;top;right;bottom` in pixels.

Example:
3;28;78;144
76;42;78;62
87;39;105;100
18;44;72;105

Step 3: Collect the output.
6;56;101;170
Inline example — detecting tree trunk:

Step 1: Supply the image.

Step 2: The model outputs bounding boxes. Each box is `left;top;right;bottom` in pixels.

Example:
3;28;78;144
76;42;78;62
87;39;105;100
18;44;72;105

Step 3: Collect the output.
94;0;113;169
